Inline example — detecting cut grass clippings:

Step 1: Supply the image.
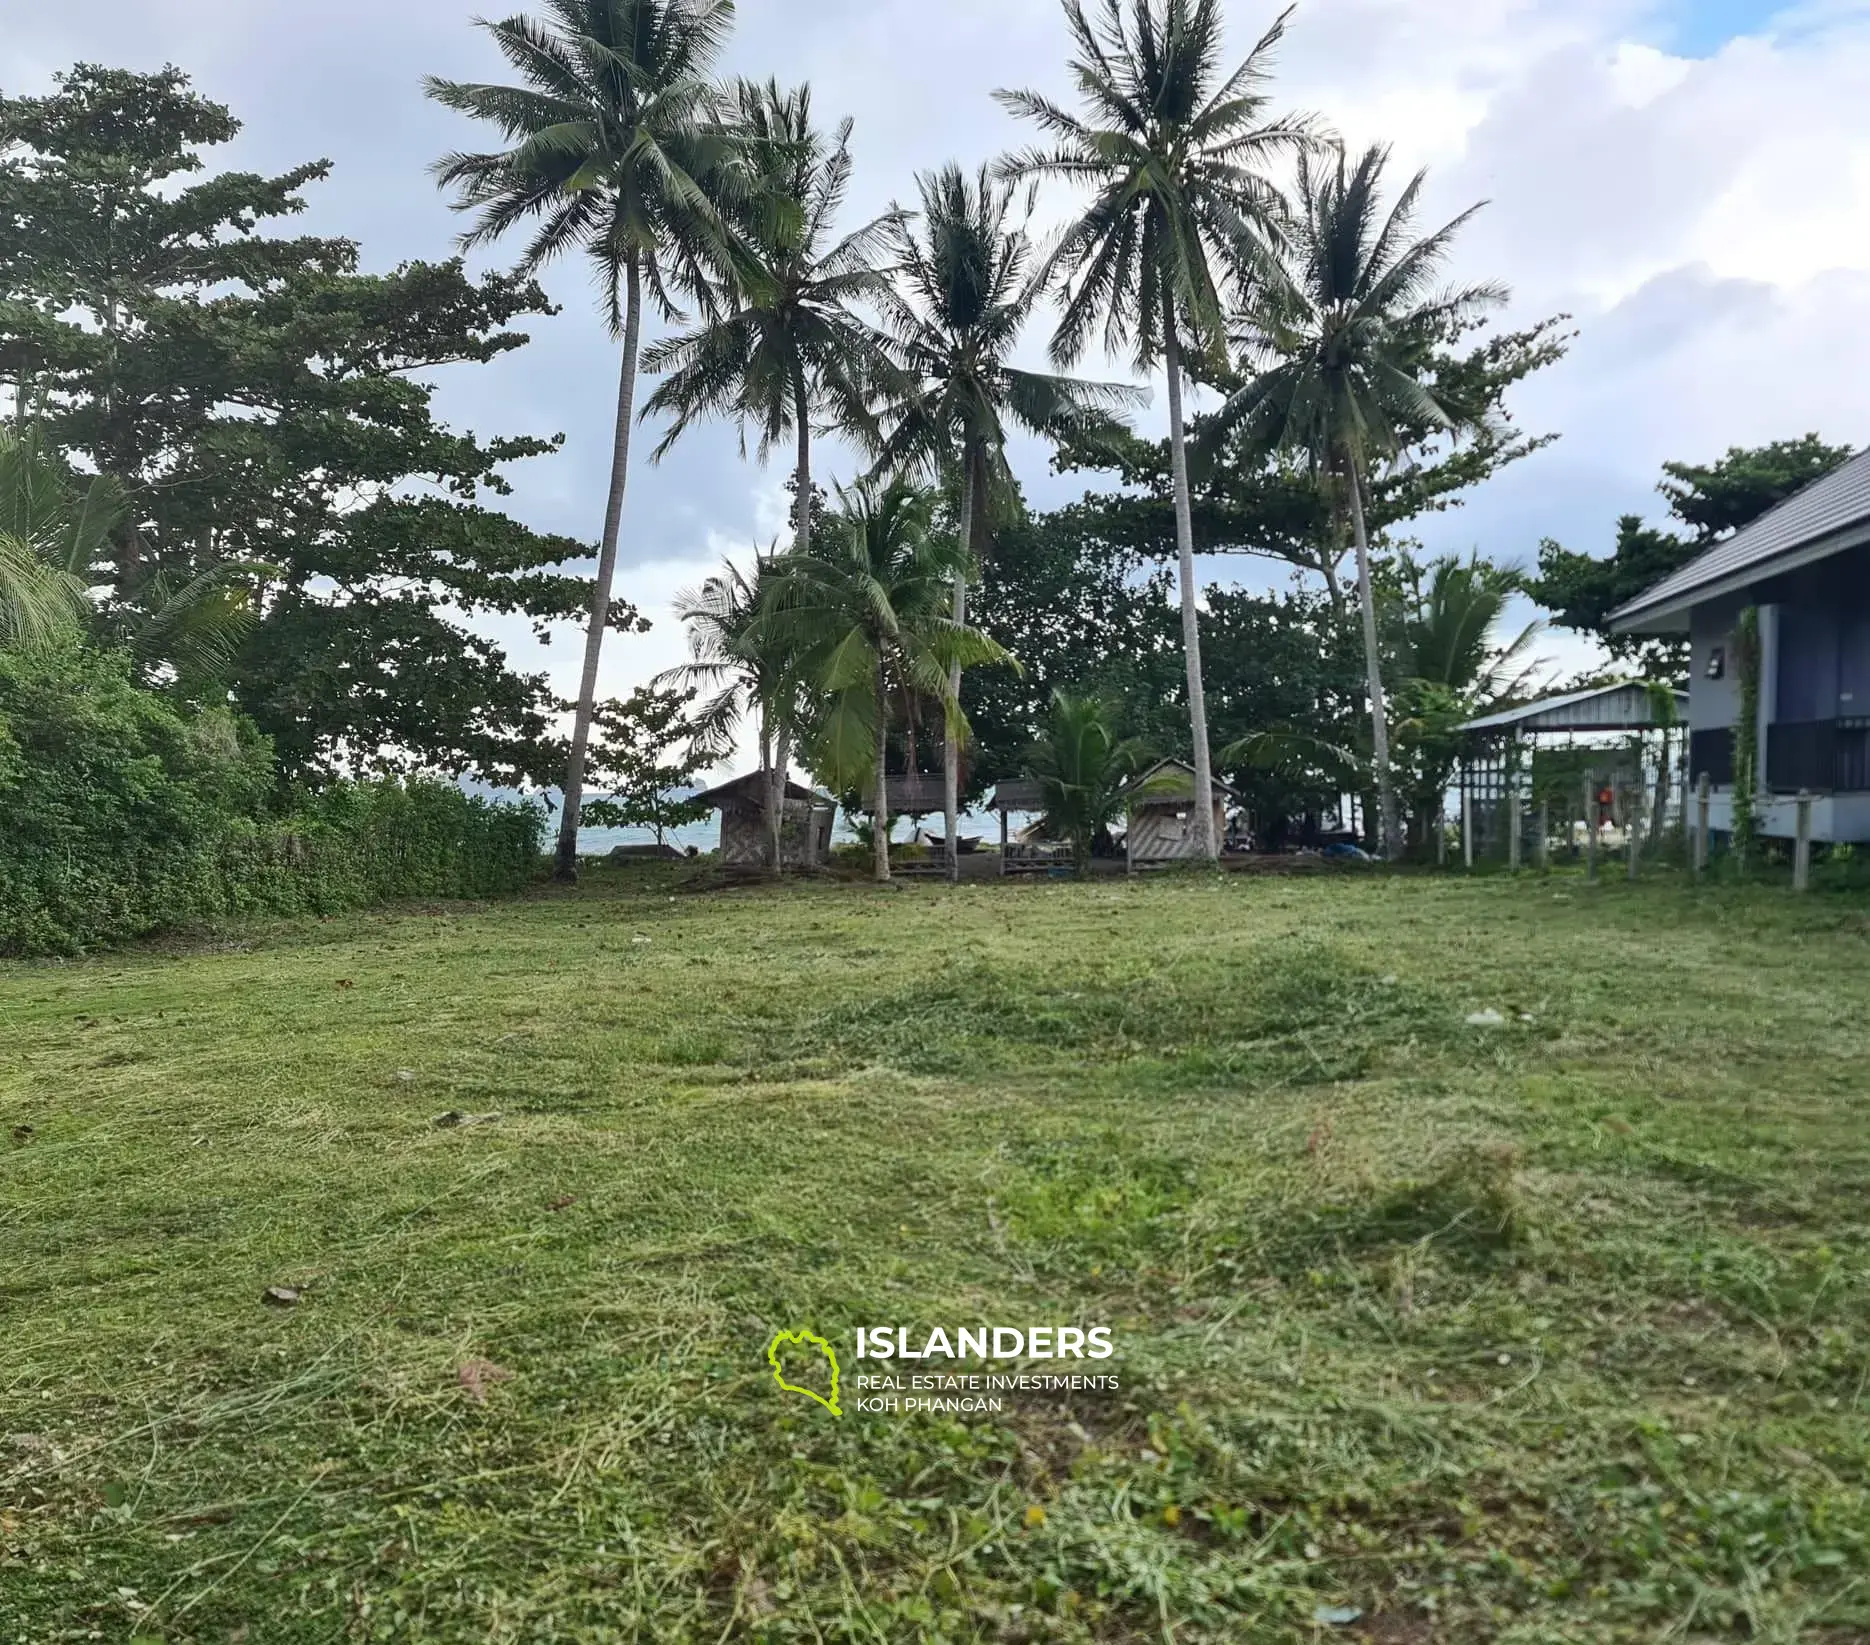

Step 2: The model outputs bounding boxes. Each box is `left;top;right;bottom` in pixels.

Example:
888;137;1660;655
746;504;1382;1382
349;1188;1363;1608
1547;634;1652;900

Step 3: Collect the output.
1;865;1867;1642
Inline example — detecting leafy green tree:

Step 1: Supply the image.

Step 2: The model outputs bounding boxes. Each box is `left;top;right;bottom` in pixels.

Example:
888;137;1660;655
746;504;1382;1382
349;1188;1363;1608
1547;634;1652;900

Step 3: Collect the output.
1;66;602;785
1023;691;1146;873
582;684;711;847
753;478;1010;882
428;0;740;878
1050;314;1568;611
1216;144;1505;858
998;0;1313;862
1530;435;1855;677
874;162;1141;880
963;507;1178;786
642;80;896;871
1203;583;1370;843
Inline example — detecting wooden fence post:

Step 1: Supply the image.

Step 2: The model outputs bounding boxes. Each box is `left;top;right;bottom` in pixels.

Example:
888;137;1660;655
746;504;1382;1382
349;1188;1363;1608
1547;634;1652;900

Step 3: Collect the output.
1627;800;1641;883
1436;806;1447;867
1695;773;1711;880
1462;788;1474;870
1537;797;1550;872
1509;788;1522;874
1794;790;1813;892
1584;772;1598;882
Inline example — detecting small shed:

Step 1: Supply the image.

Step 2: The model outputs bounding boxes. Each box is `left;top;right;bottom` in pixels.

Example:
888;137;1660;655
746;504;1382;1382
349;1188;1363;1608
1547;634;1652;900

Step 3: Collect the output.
691;772;835;869
1454;683;1687;865
1124;760;1237;867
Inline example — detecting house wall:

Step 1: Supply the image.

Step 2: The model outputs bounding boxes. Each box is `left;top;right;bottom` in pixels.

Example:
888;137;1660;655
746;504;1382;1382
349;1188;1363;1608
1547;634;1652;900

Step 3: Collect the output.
1127;799;1227;862
1704;790;1870;844
1765;545;1870;722
1689;593;1747;732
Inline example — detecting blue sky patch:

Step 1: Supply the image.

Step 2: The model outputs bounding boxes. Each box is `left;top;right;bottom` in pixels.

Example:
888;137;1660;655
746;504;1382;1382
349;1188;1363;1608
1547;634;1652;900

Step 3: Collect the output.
1664;0;1787;56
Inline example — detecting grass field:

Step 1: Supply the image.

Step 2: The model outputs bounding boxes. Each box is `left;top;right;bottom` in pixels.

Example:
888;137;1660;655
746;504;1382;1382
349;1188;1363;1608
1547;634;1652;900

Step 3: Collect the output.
3;867;1868;1643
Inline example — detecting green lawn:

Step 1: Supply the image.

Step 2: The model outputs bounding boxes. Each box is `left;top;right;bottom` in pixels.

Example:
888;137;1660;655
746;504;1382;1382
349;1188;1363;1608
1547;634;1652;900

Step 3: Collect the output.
3;868;1867;1643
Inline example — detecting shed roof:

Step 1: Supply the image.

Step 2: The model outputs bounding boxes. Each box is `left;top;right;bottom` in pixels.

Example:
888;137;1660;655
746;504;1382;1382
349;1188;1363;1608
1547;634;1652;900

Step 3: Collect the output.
1456;682;1686;736
1610;447;1870;631
988;778;1048;814
1126;758;1239;804
690;772;828;809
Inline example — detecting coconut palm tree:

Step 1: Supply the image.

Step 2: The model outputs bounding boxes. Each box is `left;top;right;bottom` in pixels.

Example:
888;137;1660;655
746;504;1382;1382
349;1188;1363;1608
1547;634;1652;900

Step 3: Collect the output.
653;552;779;763
427;0;741;882
997;0;1314;862
0;421;258;676
1214;144;1505;858
874;162;1142;882
1023;690;1146;874
641;79;898;870
751;477;1011;883
1392;552;1543;850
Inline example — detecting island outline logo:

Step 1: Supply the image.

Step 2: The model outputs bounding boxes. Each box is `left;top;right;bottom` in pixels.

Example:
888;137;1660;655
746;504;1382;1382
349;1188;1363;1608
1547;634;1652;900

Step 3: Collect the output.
767;1327;841;1416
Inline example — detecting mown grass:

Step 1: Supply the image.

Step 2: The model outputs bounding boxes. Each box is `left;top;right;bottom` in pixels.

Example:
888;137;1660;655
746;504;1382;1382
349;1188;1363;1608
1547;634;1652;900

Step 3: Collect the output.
2;866;1868;1643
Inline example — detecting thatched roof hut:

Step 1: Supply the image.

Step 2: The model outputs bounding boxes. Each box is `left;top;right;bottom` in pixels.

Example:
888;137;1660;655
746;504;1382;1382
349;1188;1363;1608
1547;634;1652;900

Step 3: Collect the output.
691;773;835;869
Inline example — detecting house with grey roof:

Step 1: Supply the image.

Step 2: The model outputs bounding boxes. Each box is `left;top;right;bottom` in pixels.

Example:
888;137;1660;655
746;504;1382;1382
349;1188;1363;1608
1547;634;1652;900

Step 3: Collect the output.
1611;446;1870;842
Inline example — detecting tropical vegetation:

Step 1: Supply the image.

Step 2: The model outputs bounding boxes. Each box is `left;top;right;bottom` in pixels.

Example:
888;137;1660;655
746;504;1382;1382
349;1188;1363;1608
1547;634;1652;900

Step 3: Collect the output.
1;0;1854;926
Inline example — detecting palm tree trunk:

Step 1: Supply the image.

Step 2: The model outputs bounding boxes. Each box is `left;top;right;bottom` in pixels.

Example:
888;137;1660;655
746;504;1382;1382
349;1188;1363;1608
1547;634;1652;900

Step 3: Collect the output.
1161;293;1218;863
943;448;976;885
770;377;812;876
873;666;891;885
555;252;643;882
1346;463;1400;858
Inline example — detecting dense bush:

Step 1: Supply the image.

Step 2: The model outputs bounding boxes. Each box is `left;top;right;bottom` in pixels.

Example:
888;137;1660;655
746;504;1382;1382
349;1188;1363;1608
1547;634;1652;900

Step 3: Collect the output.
0;649;541;955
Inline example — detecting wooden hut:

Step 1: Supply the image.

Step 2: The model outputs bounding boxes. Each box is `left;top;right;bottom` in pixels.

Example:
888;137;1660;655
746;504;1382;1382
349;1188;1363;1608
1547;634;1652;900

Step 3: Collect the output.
691;773;835;869
1124;759;1236;868
987;778;1069;875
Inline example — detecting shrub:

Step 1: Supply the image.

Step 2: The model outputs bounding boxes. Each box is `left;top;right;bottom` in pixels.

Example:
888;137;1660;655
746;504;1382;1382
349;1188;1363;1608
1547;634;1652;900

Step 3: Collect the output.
0;648;541;955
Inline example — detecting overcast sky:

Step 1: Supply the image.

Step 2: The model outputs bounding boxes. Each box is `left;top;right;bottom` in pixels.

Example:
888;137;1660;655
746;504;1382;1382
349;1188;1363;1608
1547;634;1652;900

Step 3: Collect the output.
6;0;1868;778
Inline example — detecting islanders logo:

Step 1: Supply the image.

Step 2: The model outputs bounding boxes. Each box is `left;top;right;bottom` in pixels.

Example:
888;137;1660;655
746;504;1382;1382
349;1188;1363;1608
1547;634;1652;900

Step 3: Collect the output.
767;1328;841;1416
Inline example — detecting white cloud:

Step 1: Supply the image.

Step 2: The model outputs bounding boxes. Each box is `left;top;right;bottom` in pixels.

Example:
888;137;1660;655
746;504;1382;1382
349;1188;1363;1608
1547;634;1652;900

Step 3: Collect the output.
6;0;1869;720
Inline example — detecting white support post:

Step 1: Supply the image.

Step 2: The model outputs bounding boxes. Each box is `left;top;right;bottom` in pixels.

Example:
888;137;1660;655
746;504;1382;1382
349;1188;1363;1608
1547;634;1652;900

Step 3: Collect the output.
1462;788;1474;870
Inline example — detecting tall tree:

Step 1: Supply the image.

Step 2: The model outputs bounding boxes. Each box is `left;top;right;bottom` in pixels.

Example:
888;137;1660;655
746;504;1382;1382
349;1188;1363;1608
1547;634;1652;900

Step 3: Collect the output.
581;683;711;848
641;79;897;871
753;477;1009;883
1;66;598;784
1048;313;1568;612
655;554;779;764
1216;144;1504;858
998;0;1313;862
428;0;740;879
1530;435;1856;678
875;162;1140;881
